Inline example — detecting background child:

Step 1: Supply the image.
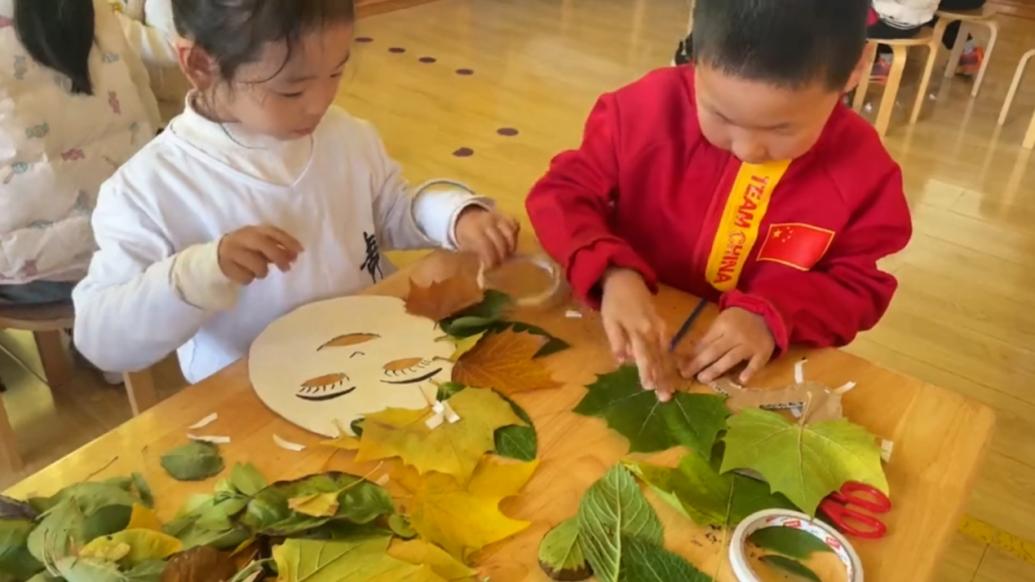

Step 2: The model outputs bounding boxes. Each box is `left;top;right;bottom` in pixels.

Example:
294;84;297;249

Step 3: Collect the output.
114;0;190;122
73;0;519;383
527;0;912;400
0;0;166;305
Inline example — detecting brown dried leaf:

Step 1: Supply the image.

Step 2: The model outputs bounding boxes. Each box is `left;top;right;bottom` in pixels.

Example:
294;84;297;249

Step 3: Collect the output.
161;546;237;582
711;378;845;424
452;330;561;395
405;275;484;321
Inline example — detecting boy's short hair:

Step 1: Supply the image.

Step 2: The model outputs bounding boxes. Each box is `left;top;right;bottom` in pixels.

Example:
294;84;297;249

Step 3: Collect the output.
692;0;870;90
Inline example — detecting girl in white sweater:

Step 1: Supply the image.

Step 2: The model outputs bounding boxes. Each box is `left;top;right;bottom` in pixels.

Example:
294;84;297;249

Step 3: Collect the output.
73;0;520;383
0;0;170;305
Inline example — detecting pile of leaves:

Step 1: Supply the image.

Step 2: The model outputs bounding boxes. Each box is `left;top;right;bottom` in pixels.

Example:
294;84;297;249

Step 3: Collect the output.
541;365;890;580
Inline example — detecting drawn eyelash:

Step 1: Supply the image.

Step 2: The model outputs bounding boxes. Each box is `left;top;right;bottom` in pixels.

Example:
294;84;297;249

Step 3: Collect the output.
383;359;431;377
296;373;356;401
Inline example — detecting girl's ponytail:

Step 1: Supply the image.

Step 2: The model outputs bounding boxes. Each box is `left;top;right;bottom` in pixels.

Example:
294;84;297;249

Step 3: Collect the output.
14;0;96;95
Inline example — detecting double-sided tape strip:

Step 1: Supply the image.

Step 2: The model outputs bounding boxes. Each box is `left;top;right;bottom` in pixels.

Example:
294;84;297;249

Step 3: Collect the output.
729;510;864;582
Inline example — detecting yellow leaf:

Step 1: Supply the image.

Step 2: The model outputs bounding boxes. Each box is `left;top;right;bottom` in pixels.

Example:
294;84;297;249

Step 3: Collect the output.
273;537;447;582
389;539;477;580
442;332;486;362
405;275;484;321
355;388;523;481
287;492;341;517
452;331;561;395
126;503;163;531
80;528;182;565
396;456;538;561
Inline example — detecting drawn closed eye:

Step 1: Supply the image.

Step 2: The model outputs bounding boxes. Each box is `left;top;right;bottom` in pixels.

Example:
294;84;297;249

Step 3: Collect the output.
296;372;356;401
381;358;442;385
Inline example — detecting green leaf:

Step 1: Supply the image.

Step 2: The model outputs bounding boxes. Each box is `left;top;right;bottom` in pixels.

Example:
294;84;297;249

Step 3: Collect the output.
617;537;710;582
162;493;250;550
577;466;662;582
80;529;182;565
749;527;833;560
160;442;225;482
440;290;512;336
229;463;268;496
124;560;166;582
495;392;538;461
350;418;365;437
388;515;417;540
626;453;792;527
28;491;133;565
0;519;44;579
722;408;888;515
435;382;467;402
130;474;154;509
272;536;439;581
242;473;393;536
575;367;729;454
538;518;591;581
759;555;822;582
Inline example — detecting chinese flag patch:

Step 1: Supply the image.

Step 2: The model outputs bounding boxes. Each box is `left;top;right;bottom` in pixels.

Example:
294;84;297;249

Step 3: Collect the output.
756;223;835;271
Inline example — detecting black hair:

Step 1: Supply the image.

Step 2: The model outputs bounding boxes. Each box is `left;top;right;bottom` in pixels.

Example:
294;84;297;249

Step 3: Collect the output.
692;0;870;90
14;0;96;95
172;0;356;82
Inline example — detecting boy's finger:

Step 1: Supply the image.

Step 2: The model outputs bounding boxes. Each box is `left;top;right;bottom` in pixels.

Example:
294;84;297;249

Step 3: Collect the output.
485;229;509;266
698;347;748;384
498;221;519;253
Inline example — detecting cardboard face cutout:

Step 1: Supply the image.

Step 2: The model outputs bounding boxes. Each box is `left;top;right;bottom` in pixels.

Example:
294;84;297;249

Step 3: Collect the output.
249;296;452;437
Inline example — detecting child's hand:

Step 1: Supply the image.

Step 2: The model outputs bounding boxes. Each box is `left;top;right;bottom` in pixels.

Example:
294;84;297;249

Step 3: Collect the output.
454;206;520;268
601;268;671;396
680;307;774;384
218;225;304;285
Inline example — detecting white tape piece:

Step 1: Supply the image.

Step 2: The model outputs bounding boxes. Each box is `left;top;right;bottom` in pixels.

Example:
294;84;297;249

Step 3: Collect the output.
273;434;306;452
730;509;863;582
565;310;583;319
794;359;807;384
187;433;231;445
835;381;858;395
376;474;390;486
187;413;218;430
445;403;461;424
425;413;445;430
881;439;895;463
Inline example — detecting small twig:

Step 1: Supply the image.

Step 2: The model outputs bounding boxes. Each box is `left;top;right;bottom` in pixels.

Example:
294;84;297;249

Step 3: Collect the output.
85;456;119;481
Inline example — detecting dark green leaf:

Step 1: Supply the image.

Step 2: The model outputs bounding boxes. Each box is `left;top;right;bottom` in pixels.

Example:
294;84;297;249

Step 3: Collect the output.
441;315;499;336
32;482;137;518
495;425;537;461
130;474;155;508
161;442;224;482
0;519;44;580
163;493;250;550
229;463;267;497
28;491;133;564
577;466;662;582
440;290;513;336
618;537;711;582
0;496;37;521
125;560;167;582
749;527;833;560
626;453;792;528
387;514;417;540
576;367;729;453
760;555;822;582
538;518;591;581
242;473;393;536
53;555;127;581
350;417;365;437
435;382;467;402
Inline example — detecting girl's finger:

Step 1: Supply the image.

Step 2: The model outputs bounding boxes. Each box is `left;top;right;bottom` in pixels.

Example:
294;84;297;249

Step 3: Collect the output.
740;350;770;384
222;262;255;286
498;220;519;253
631;331;662;391
682;335;735;380
698;346;749;384
261;226;305;254
253;237;295;272
236;248;271;279
603;318;631;365
485;229;509;266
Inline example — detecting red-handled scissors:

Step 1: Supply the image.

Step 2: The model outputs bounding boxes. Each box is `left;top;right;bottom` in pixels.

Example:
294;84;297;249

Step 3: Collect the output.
819;481;892;539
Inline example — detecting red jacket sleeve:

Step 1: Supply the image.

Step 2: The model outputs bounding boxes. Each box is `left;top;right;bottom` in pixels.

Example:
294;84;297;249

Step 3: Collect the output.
525;95;658;307
721;167;912;351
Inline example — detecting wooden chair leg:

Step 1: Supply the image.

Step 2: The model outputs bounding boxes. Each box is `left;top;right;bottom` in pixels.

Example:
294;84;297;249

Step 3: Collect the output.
124;369;158;416
999;49;1035;126
853;42;876;113
911;24;946;124
945;21;968;78
972;21;998;97
34;330;72;389
876;45;908;137
0;390;23;474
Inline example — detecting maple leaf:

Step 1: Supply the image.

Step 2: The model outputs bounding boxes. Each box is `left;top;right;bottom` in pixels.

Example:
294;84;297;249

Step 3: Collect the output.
395;456;537;561
575;367;730;454
273;536;446;581
452;330;561;395
405;275;484;322
721;408;888;515
354;388;524;481
441;331;486;362
625;453;792;528
388;539;477;580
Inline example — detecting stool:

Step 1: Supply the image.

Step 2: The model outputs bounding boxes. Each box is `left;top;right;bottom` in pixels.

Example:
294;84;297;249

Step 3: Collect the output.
936;6;999;98
853;29;940;137
997;48;1035;149
0;303;75;473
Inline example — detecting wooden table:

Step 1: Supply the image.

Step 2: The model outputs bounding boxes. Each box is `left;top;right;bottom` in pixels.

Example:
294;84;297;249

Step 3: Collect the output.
6;253;996;581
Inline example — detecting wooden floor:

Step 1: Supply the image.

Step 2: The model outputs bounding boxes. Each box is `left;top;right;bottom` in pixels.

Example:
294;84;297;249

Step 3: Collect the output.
3;0;1035;579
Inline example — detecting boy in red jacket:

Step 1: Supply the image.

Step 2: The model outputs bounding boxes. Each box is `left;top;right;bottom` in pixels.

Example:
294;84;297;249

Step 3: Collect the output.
526;0;912;401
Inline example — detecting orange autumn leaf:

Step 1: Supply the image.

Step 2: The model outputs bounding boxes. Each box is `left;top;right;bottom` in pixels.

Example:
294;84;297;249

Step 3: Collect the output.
452;330;561;395
405;275;484;321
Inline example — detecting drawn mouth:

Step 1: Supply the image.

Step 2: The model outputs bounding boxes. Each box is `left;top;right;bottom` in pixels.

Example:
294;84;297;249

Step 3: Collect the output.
380;368;442;385
297;386;357;401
